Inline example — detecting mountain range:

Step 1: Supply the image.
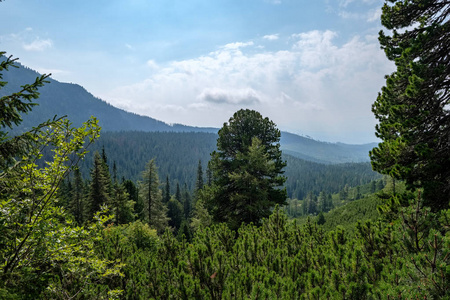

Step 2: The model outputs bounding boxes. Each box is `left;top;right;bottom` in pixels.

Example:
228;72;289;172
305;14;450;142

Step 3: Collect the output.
1;57;377;164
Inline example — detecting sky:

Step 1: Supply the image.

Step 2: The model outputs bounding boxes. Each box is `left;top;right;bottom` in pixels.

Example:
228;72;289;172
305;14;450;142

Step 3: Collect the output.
0;0;394;144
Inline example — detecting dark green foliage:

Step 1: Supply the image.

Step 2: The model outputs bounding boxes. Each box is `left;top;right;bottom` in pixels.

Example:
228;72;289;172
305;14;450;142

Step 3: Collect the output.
86;151;112;219
183;183;192;220
112;182;135;225
302;191;318;215
285;155;381;200
139;159;168;233
167;197;184;231
316;212;326;225
93;204;449;299
163;175;170;204
370;0;450;210
77;131;217;190
205;109;287;229
195;159;204;194
321;195;382;234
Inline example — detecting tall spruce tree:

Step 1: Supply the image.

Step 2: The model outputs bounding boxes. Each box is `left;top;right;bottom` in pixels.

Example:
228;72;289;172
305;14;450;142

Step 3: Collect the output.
370;0;450;210
195;160;204;195
205;109;287;229
163;175;170;204
139;159;168;233
183;183;192;220
86;151;111;219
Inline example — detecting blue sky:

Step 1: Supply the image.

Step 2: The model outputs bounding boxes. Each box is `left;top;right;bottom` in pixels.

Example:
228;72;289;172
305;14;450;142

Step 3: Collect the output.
0;0;393;144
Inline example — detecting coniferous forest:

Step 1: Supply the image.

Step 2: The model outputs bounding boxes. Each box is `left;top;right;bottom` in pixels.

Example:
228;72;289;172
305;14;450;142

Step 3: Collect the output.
1;1;449;299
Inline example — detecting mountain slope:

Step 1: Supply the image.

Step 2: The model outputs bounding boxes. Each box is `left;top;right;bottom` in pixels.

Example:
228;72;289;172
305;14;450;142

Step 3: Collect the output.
1;59;216;133
280;132;377;163
1;58;377;163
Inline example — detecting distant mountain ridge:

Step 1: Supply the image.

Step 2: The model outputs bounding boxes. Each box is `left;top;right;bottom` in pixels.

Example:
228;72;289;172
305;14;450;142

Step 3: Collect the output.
1;57;377;164
1;58;216;133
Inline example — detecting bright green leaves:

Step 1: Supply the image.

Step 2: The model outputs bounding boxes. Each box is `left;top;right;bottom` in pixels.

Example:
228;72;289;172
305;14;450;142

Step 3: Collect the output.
0;115;109;298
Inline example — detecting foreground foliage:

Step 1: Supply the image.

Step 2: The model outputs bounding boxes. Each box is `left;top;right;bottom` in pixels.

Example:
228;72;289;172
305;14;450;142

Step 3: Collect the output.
0;53;123;299
94;200;449;299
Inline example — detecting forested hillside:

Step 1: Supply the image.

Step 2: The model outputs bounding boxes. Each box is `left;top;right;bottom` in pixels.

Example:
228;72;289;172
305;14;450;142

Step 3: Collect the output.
69;131;380;198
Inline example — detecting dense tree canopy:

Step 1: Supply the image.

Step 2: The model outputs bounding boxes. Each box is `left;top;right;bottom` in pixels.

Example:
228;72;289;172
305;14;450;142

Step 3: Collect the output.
205;109;287;229
370;0;450;209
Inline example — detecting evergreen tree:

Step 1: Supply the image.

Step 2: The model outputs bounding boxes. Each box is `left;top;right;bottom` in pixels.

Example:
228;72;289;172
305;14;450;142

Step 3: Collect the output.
370;0;450;210
355;186;362;200
205;109;287;229
123;179;140;220
0;53;49;172
190;198;212;230
303;191;318;215
370;180;377;194
195;160;204;196
163;175;170;204
183;183;192;220
175;182;181;203
70;168;85;225
318;191;333;213
112;182;135;224
139;159;168;233
316;211;326;225
167;197;184;231
206;164;212;186
86;151;111;219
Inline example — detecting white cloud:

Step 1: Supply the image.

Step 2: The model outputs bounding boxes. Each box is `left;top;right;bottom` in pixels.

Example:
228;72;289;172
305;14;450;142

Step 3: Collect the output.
222;41;254;50
23;38;53;51
263;34;279;41
105;31;393;143
198;88;261;105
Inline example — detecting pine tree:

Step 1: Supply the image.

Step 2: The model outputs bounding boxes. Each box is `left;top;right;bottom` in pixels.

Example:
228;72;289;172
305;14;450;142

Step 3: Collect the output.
163;175;170;204
205;109;287;229
123;179;140;220
195;160;204;196
183;183;192;220
86;151;111;220
175;182;181;203
370;0;450;210
139;159;168;233
167;197;184;231
112;182;135;224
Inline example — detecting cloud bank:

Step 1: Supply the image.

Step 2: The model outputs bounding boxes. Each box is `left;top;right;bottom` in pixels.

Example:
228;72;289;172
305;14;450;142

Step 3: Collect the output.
104;30;394;143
